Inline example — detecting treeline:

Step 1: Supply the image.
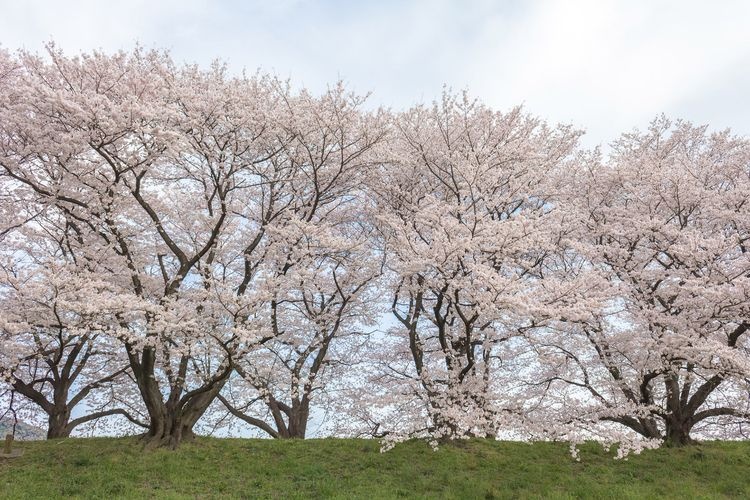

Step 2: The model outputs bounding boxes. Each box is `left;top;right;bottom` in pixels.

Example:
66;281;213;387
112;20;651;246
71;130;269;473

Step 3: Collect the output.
0;46;748;454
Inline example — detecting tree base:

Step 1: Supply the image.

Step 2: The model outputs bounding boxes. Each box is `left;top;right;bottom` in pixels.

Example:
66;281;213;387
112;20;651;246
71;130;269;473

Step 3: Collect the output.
663;436;697;447
139;429;197;450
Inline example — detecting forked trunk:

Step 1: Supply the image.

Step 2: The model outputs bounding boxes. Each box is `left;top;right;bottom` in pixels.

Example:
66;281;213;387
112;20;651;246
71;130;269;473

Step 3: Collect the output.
139;376;227;449
141;412;198;449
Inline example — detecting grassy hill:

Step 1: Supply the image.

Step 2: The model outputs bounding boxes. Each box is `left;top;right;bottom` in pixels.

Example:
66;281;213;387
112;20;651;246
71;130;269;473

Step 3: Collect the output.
0;437;748;499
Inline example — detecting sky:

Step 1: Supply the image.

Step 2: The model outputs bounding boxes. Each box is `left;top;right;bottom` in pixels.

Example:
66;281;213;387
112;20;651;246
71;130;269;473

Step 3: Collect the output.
1;0;749;147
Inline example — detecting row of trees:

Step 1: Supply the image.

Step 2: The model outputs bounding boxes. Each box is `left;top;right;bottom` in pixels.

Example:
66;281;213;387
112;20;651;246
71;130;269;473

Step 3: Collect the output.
1;46;748;453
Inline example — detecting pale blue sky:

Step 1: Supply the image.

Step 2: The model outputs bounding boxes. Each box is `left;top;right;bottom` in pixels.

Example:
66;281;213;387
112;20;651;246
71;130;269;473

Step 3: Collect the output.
1;0;749;146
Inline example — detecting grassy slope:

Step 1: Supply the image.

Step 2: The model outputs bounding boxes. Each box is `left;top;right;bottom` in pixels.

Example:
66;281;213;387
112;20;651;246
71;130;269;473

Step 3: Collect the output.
0;438;748;499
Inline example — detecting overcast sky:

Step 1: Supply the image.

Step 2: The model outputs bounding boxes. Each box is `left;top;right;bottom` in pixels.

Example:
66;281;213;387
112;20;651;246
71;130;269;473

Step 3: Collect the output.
1;0;749;146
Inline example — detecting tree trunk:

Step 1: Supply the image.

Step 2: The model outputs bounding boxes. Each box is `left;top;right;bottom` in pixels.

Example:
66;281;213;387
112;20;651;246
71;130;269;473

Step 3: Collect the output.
139;376;227;449
46;410;72;439
286;400;309;439
664;419;695;446
142;412;197;449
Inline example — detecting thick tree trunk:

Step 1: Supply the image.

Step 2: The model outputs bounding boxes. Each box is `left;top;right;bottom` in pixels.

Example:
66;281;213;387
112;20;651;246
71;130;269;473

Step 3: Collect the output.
664;419;695;446
141;407;200;449
141;411;197;449
139;375;227;449
286;401;309;439
13;380;74;439
46;410;72;439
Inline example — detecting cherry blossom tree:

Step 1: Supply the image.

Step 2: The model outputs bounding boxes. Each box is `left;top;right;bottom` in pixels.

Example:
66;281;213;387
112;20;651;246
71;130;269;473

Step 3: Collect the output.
0;45;288;447
215;85;387;439
218;247;381;438
0;262;146;438
530;118;750;450
368;92;580;444
0;49;146;439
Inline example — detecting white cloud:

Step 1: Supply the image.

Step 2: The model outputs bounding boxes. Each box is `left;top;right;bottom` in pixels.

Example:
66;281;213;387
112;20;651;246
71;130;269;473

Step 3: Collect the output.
1;0;748;146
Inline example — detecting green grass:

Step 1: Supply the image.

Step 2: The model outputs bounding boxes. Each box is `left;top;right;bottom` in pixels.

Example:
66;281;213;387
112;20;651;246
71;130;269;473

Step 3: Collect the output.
0;437;748;499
